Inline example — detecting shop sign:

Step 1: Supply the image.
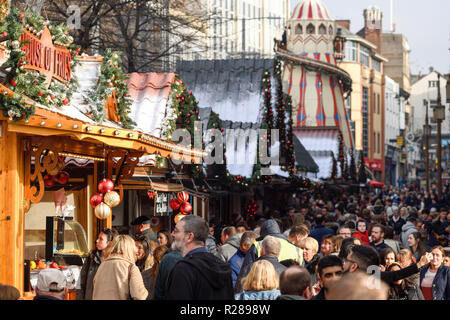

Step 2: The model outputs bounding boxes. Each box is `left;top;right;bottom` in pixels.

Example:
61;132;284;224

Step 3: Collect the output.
364;158;382;171
154;192;172;216
20;27;71;87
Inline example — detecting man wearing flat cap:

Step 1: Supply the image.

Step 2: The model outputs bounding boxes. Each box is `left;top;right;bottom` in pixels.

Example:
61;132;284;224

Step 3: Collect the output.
131;216;158;244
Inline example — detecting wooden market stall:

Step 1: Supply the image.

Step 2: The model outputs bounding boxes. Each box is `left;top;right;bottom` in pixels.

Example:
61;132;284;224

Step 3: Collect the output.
0;7;204;296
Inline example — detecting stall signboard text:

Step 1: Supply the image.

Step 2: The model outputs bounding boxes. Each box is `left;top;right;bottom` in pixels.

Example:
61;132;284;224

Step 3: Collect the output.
20;27;71;87
154;192;172;216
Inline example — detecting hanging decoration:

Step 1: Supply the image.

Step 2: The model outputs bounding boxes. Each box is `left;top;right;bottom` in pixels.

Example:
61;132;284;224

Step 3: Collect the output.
174;213;185;224
338;131;345;179
176;191;189;203
358;150;367;184
349;148;357;182
331;152;338;180
103;190;120;208
94;202;112;220
84;48;135;128
89;193;104;208
246;200;259;218
98;178;114;194
169;197;181;211
147;190;157;200
0;7;80;121
180;201;192;215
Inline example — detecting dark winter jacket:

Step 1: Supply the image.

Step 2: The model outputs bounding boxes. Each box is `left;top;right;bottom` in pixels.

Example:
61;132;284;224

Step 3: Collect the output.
310;225;335;247
389;216;406;236
76;249;102;300
229;249;246;288
305;253;322;284
153;250;182;300
419;265;450;300
370;240;391;253
165;247;234;300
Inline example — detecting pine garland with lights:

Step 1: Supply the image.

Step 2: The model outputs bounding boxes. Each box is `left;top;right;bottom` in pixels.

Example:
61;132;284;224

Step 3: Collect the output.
0;7;80;121
338;131;345;179
246;200;259;218
85;49;135;129
349;148;357;182
358;149;367;183
331;152;338;180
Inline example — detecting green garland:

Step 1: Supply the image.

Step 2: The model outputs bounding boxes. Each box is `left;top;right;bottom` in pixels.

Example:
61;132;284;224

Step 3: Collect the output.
84;49;135;129
0;7;80;121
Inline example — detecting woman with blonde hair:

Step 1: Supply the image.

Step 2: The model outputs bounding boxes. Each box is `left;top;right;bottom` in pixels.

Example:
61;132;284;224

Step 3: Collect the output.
92;234;148;300
234;260;280;300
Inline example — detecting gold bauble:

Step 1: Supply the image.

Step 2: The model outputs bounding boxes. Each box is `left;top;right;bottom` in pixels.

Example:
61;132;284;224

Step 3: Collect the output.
174;213;186;224
103;190;120;208
94;202;111;220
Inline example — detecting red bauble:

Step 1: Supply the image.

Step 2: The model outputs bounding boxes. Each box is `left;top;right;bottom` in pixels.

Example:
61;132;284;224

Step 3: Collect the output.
38;92;44;96
98;178;114;194
44;175;55;188
63;98;69;105
10;78;17;86
176;191;189;203
169;198;181;211
1;31;7;37
180;202;192;215
55;171;69;184
50;94;55;100
89;193;103;208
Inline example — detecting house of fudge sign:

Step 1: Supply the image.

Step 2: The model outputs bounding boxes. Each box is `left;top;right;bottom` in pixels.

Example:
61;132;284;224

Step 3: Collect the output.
19;27;71;87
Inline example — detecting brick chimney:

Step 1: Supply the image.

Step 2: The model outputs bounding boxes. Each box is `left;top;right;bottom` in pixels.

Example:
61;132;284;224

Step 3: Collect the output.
336;20;351;31
360;6;383;54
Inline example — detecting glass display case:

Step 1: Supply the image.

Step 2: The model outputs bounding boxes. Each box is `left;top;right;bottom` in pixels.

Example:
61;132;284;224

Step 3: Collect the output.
45;216;89;266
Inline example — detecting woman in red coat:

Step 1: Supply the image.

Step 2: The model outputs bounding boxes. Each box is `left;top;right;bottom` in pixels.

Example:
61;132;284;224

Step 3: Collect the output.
352;219;370;246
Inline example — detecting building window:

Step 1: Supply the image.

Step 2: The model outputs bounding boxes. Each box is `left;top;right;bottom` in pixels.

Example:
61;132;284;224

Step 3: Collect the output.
360;46;370;67
296;24;303;35
362;87;369;158
307;23;315;35
372;59;381;72
428;80;438;88
344;40;357;62
328;25;333;35
319;24;326;35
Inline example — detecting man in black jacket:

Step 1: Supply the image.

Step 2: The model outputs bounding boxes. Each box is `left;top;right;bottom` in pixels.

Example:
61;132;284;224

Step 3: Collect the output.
165;215;234;300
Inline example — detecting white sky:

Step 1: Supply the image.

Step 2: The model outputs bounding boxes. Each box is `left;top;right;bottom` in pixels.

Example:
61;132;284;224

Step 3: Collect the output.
290;0;450;75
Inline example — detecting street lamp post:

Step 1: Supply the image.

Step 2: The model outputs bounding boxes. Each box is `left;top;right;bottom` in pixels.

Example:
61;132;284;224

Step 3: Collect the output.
434;74;445;199
423;100;431;193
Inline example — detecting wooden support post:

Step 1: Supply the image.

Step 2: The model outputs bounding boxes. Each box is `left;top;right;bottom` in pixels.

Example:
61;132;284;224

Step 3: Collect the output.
0;121;25;294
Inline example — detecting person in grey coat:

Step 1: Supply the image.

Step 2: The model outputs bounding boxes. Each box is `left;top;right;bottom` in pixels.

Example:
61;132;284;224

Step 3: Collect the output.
400;218;419;249
217;226;242;262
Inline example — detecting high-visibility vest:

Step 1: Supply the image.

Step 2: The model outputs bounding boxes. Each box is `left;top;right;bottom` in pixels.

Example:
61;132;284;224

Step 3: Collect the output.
254;237;303;266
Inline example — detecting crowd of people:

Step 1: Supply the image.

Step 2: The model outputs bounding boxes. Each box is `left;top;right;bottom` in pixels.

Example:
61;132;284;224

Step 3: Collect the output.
0;185;449;301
